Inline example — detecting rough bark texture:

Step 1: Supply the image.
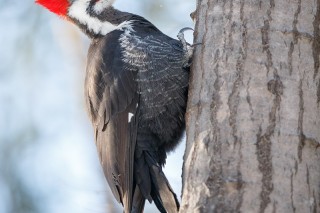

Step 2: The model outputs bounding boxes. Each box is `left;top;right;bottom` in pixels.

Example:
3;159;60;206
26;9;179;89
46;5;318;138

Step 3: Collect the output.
181;0;320;212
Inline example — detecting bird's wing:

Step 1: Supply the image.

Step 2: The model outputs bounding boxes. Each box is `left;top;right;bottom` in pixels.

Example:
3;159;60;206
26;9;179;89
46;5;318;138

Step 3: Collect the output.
123;34;187;213
121;33;189;120
85;30;139;213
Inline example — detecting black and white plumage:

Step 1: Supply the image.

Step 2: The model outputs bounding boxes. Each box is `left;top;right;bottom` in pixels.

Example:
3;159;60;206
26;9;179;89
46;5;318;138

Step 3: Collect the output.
86;18;190;213
36;0;192;212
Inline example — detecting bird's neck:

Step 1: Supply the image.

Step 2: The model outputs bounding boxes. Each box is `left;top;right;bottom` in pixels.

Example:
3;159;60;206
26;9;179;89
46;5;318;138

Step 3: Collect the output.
68;0;134;38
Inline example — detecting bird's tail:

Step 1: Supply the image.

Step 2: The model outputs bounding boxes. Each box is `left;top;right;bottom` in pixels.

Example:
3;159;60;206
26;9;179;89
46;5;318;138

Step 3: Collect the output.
131;186;146;213
150;163;180;213
134;135;179;213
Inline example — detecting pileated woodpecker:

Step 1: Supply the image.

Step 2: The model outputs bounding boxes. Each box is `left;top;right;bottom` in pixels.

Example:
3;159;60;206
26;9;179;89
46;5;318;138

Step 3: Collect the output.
36;0;193;212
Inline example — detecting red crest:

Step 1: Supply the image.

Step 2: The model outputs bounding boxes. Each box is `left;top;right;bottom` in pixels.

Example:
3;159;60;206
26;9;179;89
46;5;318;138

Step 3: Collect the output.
36;0;70;17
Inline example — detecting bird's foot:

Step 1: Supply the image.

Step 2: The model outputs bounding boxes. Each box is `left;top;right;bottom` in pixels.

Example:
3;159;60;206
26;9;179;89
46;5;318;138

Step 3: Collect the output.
177;27;193;54
177;27;201;67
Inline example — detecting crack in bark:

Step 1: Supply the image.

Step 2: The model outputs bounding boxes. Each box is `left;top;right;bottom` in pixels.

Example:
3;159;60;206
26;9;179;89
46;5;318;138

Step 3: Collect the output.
313;0;320;80
256;126;274;213
288;41;294;75
222;0;233;63
313;0;320;104
222;0;227;60
288;0;301;76
267;77;284;96
257;74;282;213
261;2;274;75
281;30;313;40
256;74;281;211
290;171;296;212
292;0;301;43
235;1;246;210
307;164;310;195
227;0;234;53
246;77;254;121
270;0;275;8
297;76;305;162
259;0;262;9
257;1;276;212
261;18;272;74
227;0;248;147
317;81;320;106
306;165;316;213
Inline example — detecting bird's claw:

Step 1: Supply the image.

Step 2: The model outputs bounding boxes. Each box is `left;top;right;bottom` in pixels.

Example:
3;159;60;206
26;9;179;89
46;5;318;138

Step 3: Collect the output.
177;27;200;67
179;27;194;34
177;27;193;45
191;42;202;47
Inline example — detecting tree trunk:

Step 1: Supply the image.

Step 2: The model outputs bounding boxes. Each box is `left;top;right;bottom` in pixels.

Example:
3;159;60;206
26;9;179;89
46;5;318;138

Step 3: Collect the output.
181;0;320;212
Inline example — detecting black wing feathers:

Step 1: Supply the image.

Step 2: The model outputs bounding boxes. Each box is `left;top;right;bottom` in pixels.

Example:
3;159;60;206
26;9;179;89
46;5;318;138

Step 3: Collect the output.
85;30;139;212
121;32;187;213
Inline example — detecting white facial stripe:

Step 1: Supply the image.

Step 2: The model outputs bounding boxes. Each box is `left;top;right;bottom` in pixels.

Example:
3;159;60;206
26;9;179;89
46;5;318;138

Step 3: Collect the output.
68;0;133;35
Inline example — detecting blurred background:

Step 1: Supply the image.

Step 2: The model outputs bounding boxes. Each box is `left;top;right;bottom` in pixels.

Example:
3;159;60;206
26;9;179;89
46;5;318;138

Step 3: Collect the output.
0;0;195;213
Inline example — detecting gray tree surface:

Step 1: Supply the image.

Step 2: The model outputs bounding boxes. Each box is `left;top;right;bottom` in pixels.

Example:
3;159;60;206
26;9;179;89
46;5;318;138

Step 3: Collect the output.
181;0;320;212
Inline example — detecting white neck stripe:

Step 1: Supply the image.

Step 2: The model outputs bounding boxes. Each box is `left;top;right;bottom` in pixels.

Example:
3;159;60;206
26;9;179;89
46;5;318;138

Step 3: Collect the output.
68;0;133;35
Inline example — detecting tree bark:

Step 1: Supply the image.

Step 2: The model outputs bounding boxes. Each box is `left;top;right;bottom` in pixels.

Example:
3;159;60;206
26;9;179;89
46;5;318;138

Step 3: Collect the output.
181;0;320;212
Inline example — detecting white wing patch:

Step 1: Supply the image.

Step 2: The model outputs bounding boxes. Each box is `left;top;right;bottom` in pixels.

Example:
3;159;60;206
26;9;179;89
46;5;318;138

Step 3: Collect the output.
68;0;133;35
128;113;134;122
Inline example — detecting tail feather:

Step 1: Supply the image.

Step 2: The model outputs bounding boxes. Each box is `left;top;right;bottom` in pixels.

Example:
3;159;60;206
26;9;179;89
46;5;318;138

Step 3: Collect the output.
148;165;166;213
134;149;153;202
134;130;179;213
132;186;146;213
135;149;179;213
150;165;179;213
